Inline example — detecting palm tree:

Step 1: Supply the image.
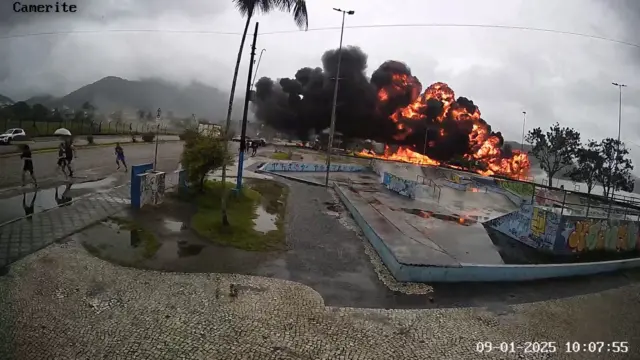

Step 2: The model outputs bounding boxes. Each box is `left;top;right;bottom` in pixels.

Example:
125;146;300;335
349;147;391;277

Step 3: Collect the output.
220;0;309;226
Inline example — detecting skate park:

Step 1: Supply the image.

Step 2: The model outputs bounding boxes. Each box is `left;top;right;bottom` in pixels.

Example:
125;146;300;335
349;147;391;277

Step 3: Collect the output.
258;156;640;282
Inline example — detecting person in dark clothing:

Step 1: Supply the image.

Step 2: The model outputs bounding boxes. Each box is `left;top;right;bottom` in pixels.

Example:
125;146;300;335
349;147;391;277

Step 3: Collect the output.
20;145;37;187
115;143;127;172
251;140;259;156
63;140;76;177
57;142;68;177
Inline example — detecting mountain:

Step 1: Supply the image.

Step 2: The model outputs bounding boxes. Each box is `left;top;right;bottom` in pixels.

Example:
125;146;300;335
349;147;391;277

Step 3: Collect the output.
40;76;241;121
0;94;14;106
24;94;57;106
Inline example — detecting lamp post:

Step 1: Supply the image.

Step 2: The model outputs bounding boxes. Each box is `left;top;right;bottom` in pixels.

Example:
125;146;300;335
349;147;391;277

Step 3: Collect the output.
324;7;355;187
609;82;627;201
251;49;266;89
521;111;526;152
154;108;161;170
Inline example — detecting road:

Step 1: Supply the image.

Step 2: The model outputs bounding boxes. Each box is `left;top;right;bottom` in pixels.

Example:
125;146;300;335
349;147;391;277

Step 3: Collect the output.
0;134;180;155
0;141;186;197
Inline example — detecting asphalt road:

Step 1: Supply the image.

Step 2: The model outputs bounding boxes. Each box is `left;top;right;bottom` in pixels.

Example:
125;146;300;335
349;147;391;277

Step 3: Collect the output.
0;134;180;155
0;141;190;196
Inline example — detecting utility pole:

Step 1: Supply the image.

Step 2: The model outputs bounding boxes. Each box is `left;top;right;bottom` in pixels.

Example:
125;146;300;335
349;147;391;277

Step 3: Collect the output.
325;8;355;187
521;111;526;152
251;49;266;89
153;108;161;170
610;82;627;202
236;22;259;192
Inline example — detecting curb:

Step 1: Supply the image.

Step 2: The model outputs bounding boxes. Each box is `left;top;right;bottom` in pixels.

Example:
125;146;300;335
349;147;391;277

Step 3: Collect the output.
258;169;327;187
333;184;640;282
0;139;181;158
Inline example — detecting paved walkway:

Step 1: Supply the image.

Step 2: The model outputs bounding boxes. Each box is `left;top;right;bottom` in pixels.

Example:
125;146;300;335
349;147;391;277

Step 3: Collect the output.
0;185;130;268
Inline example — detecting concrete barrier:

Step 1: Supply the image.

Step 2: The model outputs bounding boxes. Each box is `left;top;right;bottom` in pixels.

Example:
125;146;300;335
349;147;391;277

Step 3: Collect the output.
259;161;367;172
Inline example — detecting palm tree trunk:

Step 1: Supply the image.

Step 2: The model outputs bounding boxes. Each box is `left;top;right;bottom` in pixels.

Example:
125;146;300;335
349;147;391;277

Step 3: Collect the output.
220;11;253;226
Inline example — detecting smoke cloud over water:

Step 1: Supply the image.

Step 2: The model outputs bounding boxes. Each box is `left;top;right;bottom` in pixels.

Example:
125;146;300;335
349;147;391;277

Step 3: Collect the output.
253;46;530;178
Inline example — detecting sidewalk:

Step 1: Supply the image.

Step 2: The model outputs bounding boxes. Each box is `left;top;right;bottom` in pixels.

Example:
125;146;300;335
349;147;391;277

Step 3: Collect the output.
0;185;130;268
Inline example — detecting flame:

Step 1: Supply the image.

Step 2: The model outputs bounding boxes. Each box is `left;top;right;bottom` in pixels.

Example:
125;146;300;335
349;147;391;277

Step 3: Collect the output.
364;81;530;179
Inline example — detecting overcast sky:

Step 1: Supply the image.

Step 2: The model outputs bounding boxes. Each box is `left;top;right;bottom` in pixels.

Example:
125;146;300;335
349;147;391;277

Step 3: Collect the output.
1;0;639;152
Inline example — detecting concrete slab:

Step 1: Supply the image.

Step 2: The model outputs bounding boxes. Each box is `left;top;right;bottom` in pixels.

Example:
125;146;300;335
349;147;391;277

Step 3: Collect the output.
338;185;460;267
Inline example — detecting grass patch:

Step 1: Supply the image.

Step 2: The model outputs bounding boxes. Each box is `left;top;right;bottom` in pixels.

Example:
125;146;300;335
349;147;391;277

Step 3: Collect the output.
107;216;160;258
270;151;292;160
189;179;288;251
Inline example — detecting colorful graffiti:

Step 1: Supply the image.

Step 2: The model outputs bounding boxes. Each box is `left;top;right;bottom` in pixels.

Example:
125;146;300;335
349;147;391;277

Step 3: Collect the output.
564;218;640;252
382;172;417;199
261;162;366;172
530;207;546;237
497;179;534;197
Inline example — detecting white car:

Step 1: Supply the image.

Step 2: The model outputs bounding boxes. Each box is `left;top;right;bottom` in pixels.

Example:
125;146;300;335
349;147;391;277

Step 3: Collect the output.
0;128;26;145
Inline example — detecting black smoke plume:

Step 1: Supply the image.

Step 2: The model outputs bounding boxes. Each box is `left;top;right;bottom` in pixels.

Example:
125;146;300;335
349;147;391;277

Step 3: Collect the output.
252;46;507;163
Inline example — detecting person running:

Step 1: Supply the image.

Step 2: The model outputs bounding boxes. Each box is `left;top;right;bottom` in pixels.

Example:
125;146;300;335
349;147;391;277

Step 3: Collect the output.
115;142;127;172
251;140;259;156
20;144;37;187
63;139;76;177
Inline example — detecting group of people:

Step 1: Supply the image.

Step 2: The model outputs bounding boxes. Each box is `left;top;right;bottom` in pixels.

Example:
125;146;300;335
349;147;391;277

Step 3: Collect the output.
20;140;128;187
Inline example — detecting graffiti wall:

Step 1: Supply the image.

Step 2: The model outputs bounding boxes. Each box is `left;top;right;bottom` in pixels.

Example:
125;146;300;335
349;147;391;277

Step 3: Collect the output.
486;205;558;251
261;162;366;172
382;172;418;199
497;179;534;198
139;171;166;208
558;217;640;254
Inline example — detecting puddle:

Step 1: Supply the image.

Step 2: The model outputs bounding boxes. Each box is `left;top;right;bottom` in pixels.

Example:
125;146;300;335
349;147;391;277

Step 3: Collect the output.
254;206;277;233
401;208;478;226
0;178;119;225
163;219;186;232
82;219;160;265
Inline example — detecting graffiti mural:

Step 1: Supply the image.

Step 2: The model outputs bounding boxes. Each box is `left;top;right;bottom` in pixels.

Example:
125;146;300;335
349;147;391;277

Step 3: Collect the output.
261;162;366;172
562;218;640;253
382;172;417;199
488;204;559;250
497;179;534;197
531;207;546;237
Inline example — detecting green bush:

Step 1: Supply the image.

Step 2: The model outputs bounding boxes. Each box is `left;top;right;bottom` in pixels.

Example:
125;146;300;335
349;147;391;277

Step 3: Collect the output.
141;132;155;142
86;135;94;144
179;129;198;142
181;133;233;191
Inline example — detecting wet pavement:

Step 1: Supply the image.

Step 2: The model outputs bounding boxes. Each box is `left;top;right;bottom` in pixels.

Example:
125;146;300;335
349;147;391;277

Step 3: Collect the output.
74;177;640;310
0;176;122;225
0;141;184;196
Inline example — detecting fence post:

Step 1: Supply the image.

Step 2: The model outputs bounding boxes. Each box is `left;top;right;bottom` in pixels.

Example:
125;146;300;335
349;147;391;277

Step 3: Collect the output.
560;190;567;216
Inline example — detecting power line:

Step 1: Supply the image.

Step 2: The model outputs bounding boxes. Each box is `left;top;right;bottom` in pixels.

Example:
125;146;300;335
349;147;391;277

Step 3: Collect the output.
0;23;638;48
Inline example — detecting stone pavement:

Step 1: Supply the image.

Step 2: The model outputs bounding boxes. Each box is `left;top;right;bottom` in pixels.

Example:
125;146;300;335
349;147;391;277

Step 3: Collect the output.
0;185;130;268
1;236;639;360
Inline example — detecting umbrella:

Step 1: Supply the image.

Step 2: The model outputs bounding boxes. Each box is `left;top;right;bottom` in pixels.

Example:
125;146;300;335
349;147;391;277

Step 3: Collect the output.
54;128;72;136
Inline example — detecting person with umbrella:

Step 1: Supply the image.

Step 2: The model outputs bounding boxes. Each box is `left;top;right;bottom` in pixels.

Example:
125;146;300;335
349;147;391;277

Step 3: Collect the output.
54;128;76;177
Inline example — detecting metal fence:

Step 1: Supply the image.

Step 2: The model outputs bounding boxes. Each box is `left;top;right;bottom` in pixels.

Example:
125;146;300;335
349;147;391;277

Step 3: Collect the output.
2;119;178;137
527;181;640;221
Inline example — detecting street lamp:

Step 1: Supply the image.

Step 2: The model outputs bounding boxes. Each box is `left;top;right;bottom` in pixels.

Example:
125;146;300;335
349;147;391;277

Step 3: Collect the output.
521;111;526;152
251;49;266;89
609;82;627;201
325;7;355;187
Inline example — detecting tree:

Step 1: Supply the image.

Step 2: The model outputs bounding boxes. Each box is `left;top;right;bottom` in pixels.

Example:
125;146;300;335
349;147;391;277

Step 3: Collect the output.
525;122;581;187
146;111;153;122
31;104;49;124
595;138;634;199
221;0;309;226
569;140;603;195
181;132;233;192
10;101;31;127
137;109;146;121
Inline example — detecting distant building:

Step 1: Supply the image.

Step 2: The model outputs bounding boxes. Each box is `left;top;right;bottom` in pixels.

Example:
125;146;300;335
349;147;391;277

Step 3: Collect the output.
198;122;221;137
